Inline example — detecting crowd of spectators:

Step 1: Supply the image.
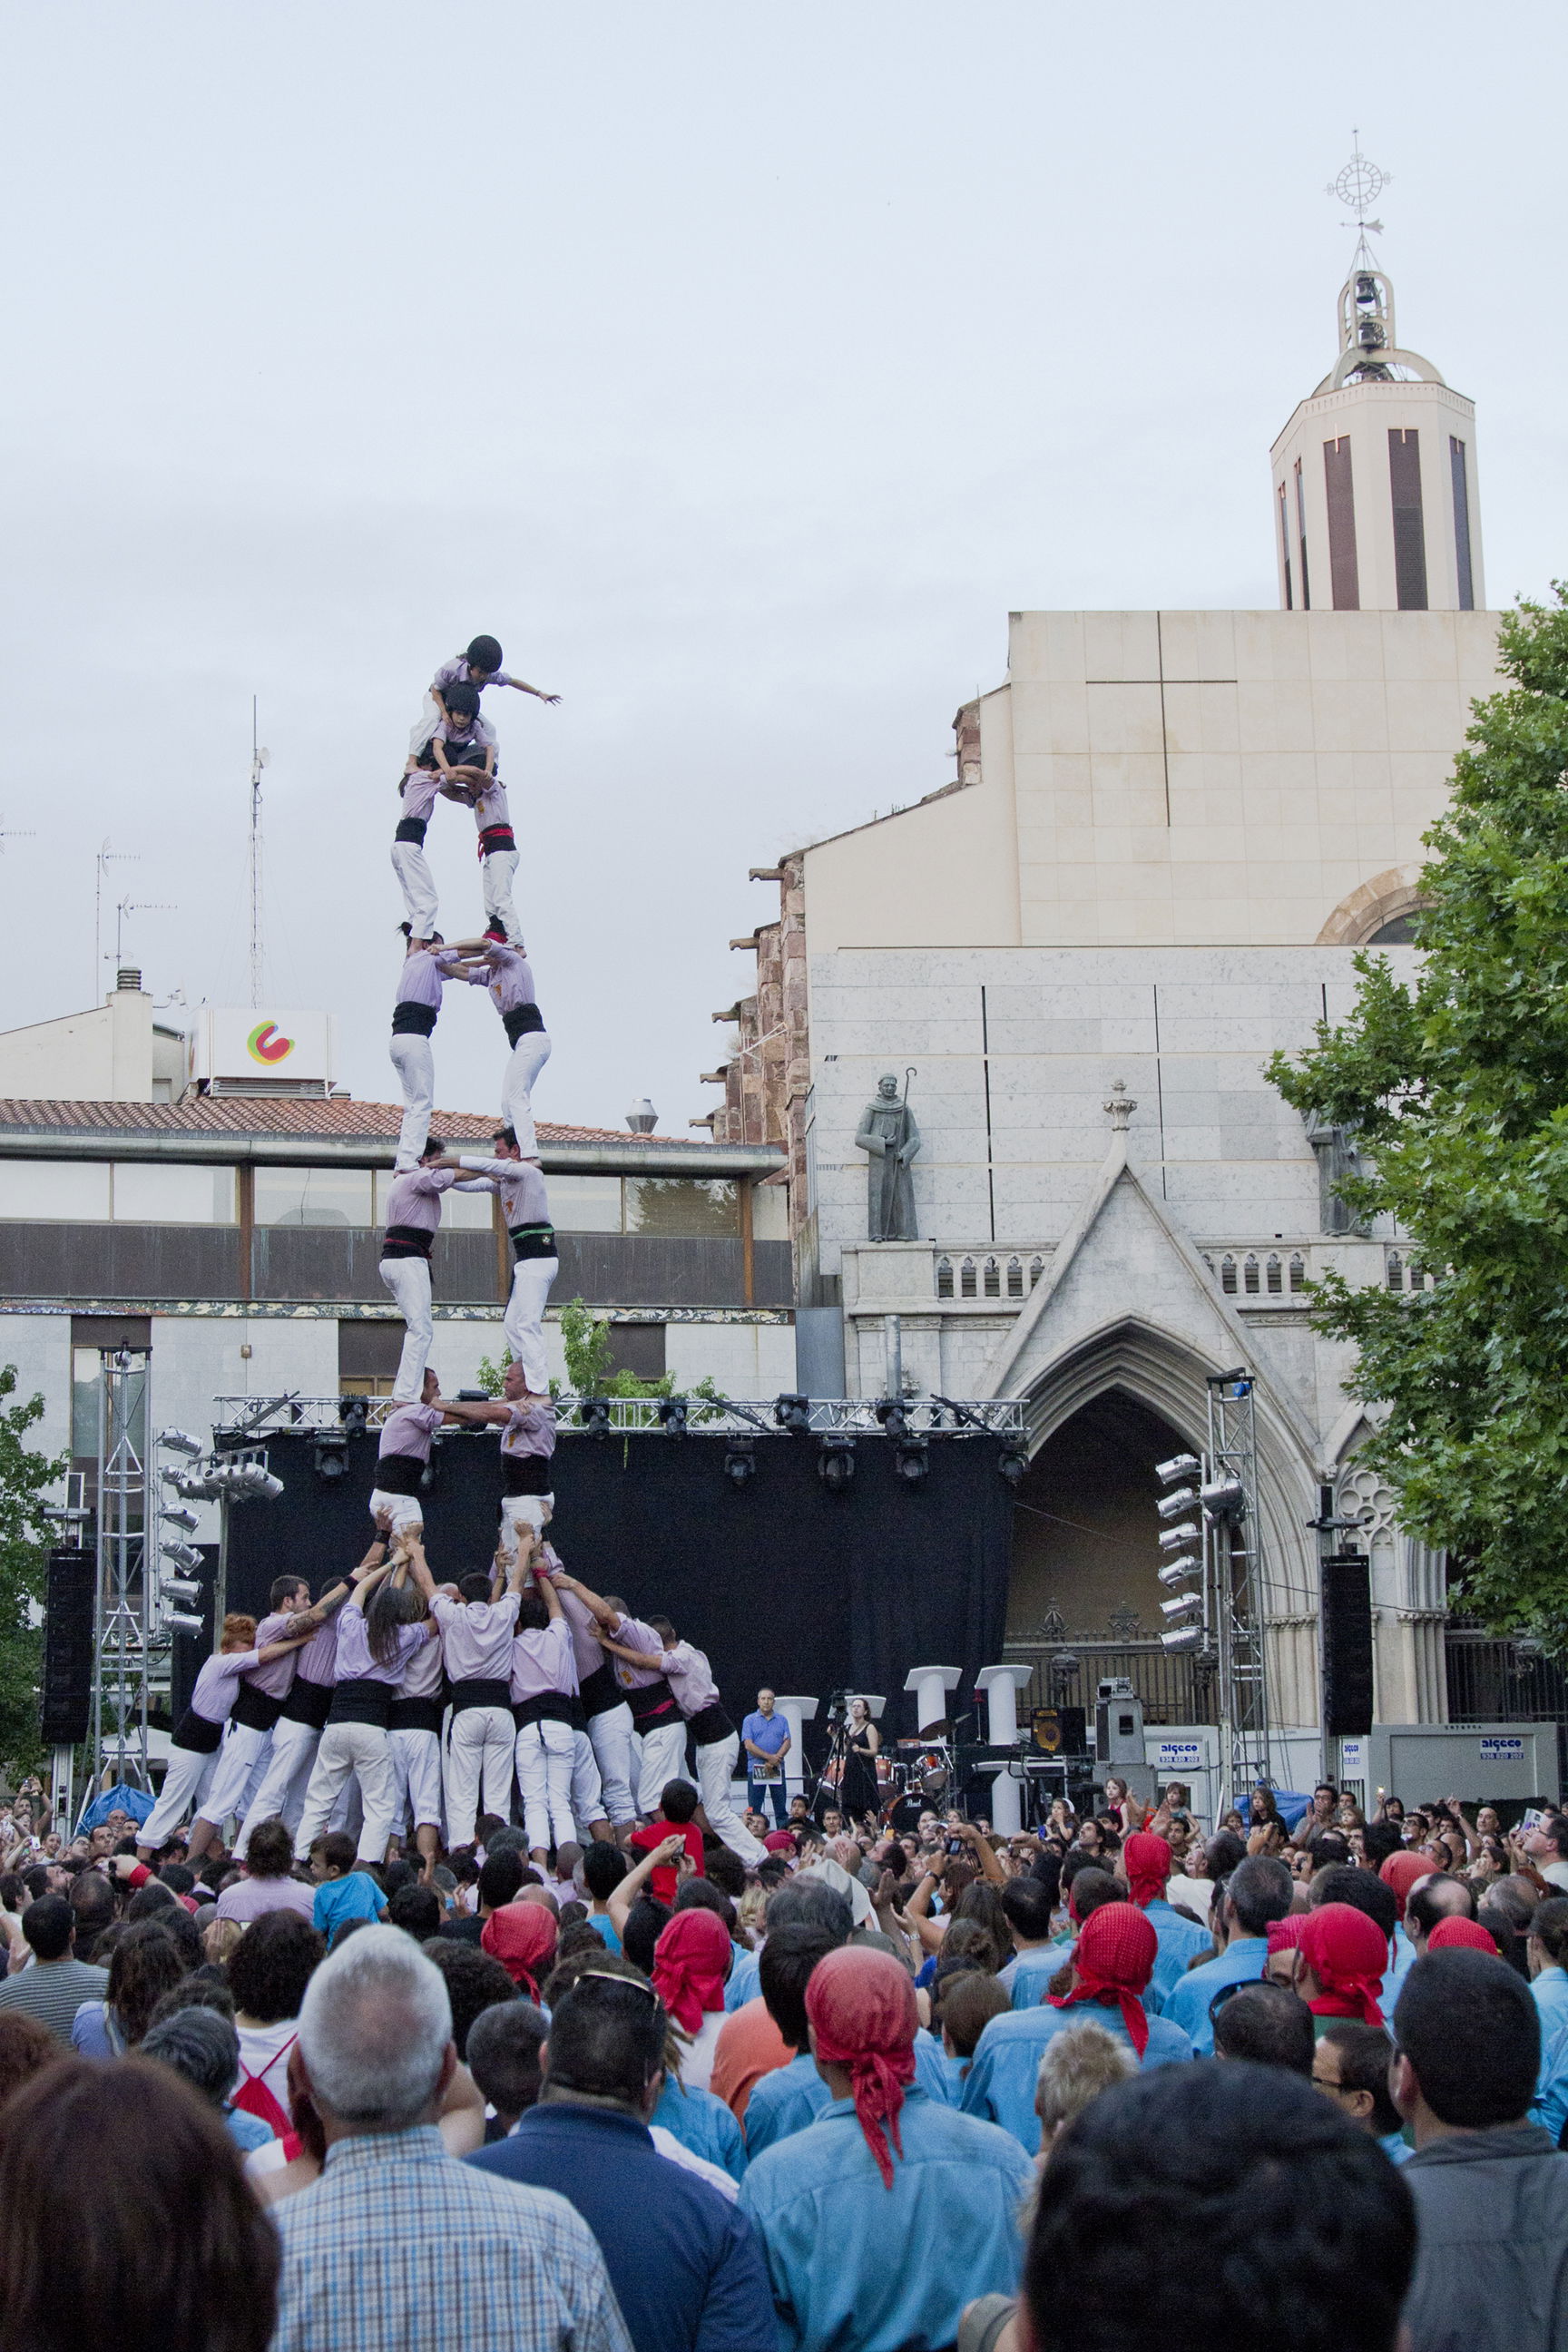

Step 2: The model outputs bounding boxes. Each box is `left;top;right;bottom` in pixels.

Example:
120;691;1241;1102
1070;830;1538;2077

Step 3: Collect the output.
0;1769;1563;2349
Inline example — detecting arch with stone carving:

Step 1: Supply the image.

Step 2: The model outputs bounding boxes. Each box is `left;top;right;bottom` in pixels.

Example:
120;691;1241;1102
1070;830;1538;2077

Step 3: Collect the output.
1317;864;1428;948
1328;1410;1447;1725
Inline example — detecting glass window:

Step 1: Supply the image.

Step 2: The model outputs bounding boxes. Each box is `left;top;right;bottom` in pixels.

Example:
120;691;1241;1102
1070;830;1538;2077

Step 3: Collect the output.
0;1158;111;1221
548;1174;623;1232
751;1183;789;1240
624;1178;740;1237
372;1169;495;1230
112;1163;236;1225
254;1166;374;1228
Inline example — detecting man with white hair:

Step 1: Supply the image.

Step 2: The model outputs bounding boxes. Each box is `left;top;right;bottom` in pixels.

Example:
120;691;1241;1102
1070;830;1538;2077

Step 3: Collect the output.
271;1926;632;2352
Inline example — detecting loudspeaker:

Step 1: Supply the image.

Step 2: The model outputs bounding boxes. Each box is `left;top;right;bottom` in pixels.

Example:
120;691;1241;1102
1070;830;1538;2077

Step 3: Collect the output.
1094;1679;1146;1765
1321;1550;1375;1738
39;1546;95;1744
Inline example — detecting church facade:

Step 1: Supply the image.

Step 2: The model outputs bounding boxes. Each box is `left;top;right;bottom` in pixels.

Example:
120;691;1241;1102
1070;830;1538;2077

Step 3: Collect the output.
701;234;1541;1790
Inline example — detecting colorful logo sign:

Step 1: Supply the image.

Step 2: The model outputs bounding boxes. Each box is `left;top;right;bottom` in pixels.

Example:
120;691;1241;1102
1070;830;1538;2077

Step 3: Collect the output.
247;1021;295;1066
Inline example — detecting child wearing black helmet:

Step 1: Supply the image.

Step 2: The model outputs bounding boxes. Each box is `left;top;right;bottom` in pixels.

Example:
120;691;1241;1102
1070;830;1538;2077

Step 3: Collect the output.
405;634;560;772
391;681;499;945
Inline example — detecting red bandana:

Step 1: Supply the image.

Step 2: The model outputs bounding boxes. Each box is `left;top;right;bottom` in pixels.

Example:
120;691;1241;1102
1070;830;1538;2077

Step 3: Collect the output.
1122;1833;1173;1910
806;1945;917;2190
1379;1853;1430;1921
652;1907;730;2035
1050;1902;1157;2056
1426;1916;1497;1955
481;1902;558;2000
1298;1903;1387;2026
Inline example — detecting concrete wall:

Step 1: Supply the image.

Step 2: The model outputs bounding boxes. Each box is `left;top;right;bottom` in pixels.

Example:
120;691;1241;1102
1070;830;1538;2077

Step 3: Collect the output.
0;989;156;1103
1270;378;1484;616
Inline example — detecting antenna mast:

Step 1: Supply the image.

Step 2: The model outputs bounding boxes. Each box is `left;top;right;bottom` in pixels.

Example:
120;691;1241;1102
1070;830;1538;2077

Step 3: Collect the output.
249;700;270;1008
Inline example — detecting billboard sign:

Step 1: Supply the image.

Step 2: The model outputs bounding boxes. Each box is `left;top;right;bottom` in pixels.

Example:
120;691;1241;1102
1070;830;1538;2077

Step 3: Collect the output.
194;1010;336;1088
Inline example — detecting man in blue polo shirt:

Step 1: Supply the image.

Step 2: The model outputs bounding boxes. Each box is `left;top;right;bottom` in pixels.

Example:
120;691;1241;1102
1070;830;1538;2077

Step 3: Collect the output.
1161;1854;1292;2053
740;1691;791;1827
468;1964;776;2352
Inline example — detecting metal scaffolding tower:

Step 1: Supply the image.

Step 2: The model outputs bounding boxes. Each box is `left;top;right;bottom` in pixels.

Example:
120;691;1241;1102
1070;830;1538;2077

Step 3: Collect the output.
1205;1368;1273;1805
90;1346;153;1790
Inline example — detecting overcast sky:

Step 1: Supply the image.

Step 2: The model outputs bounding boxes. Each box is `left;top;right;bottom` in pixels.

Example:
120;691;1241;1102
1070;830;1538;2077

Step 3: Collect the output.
2;4;1562;1137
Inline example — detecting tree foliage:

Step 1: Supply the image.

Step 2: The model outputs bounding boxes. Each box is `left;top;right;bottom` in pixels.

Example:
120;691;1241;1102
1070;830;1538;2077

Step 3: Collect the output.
477;1301;730;1420
1268;590;1568;1644
0;1366;67;1777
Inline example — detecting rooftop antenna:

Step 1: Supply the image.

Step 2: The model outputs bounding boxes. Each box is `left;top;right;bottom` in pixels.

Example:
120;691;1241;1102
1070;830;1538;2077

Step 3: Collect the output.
250;699;271;1009
94;840;139;1002
114;897;175;975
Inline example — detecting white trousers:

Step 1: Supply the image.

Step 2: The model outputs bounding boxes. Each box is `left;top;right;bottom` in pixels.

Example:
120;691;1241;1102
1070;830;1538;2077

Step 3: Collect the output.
501;1031;552;1159
368;1488;424;1539
199;1720;272;1831
504;1256;556;1393
389;1032;435;1171
696;1732;768;1864
237;1717;320;1855
480;846;524;948
140;1742;218;1849
446;1705;516;1846
389;1727;446;1833
636;1717;691;1816
499;1494;554;1558
570;1728;607;1832
390;838;438;943
586;1702;638;1827
298;1722;398;1864
515;1719;575;1854
380;1256;434;1403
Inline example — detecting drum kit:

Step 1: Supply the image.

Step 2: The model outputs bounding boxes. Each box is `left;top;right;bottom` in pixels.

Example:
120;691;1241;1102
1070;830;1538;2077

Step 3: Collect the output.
892;1722;957;1801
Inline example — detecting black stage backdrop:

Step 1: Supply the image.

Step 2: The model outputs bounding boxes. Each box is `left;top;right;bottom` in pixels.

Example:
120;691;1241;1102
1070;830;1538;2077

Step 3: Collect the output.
221;1430;1015;1754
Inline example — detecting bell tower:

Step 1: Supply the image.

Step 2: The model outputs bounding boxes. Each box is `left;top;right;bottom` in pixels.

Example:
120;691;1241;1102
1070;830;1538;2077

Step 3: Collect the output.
1269;140;1484;614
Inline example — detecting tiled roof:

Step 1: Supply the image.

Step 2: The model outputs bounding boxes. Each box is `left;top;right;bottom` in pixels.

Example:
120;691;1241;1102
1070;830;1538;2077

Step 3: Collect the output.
0;1098;691;1146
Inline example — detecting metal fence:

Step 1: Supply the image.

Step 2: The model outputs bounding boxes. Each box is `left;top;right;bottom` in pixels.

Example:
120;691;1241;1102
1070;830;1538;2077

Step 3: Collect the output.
1003;1639;1220;1729
1446;1631;1568;1726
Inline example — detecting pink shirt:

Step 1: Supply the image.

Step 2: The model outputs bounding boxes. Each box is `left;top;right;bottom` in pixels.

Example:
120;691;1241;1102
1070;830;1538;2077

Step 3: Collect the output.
294;1613;340;1689
214;1876;316;1924
397;1626;446;1700
335;1598;426;1687
190;1649;261;1727
457;1156;549;1231
393;949;446;1014
500;1401;555;1464
612;1615;668;1693
657;1640;720;1718
244;1612;299;1702
431;1592;519;1682
432;654;517;697
382;1165;458;1239
377;1402;443;1466
555;1582;609;1682
509;1618;577;1703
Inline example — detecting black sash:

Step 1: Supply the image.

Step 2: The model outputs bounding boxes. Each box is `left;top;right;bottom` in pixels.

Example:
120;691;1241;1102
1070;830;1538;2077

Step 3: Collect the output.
687;1700;734;1748
510;1224;557;1262
381;1224;433;1261
373;1451;426;1497
328;1678;394;1730
449;1678;512;1714
627;1677;677;1731
513;1691;573;1729
394;815;428;847
503;1004;545;1046
387;1695;446;1736
279;1678;334;1731
230;1683;285;1734
172;1709;222;1755
578;1661;623;1720
478;824;516;856
502;1455;554;1497
391;1001;437;1037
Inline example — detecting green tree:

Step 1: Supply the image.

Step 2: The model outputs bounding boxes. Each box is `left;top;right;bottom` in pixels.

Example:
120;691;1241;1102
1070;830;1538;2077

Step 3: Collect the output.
479;1304;730;1422
0;1366;67;1776
1267;589;1568;1645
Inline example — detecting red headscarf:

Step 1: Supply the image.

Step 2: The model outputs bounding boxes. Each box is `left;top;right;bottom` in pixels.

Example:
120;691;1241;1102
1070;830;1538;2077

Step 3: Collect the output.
1050;1902;1157;2056
805;1945;917;2190
1267;1914;1308;1956
652;1907;730;2035
1379;1852;1429;1922
1298;1903;1387;2026
1427;1916;1497;1955
1122;1833;1173;1909
481;1901;558;2000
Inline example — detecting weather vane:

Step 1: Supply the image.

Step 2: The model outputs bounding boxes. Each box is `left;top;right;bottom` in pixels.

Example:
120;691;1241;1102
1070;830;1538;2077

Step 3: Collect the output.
1327;131;1388;239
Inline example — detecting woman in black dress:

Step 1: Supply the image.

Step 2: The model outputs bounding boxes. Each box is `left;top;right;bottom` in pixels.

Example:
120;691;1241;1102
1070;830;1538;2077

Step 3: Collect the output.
838;1696;882;1824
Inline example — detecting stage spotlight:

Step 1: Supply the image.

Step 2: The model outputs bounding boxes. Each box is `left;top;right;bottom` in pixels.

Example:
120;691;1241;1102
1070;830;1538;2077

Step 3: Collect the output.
1161;1624;1202;1652
161;1540;202;1574
818;1436;856;1491
163;1608;205;1638
161;1465;200;1493
998;1448;1027;1486
1154;1453;1201;1484
160;1504;200;1535
229;1462;283;1500
1156;1485;1200;1522
311;1435;348;1481
1160;1591;1202;1623
581;1396;612;1439
657;1396;689;1437
338;1396;369;1437
158;1429;203;1460
1157;1554;1202;1589
774;1394;812;1436
874;1396;909;1440
894;1435;929;1485
1200;1475;1245;1520
160;1574;201;1606
1158;1522;1201;1553
723;1438;756;1487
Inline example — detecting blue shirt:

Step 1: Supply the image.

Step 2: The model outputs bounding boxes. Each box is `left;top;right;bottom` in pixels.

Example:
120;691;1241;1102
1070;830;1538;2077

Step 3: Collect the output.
744;2052;825;2157
1533;1963;1568;2038
912;2026;954;2105
655;2073;748;2181
961;2003;1193;2151
1380;2129;1415;2166
224;2103;276;2152
740;2086;1031;2352
1532;2012;1568;2144
470;2103;777;2352
1142;1898;1215;2014
1160;1937;1268;2053
586;1913;623;1955
999;1945;1063;2012
1386;1924;1418;2001
741;1712;789;1762
313;1873;387;1938
726;1947;761;2013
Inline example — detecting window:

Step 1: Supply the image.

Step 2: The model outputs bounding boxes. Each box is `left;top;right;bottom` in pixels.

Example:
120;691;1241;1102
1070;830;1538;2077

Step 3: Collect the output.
605;1323;666;1381
1006;1255;1024;1298
1294;457;1310;610
982;1256;1000;1298
1220;1255;1238;1295
1289;1252;1306;1293
1324;437;1359;610
1279;481;1293;609
936;1255;955;1298
1386;1250;1404;1292
338;1319;405;1396
0;1159;111;1221
70;1318;150;1461
624;1178;740;1238
255;1167;374;1228
1028;1255;1045;1288
1388;429;1428;611
1266;1253;1282;1295
750;1183;789;1240
372;1171;493;1231
545;1175;622;1233
1450;436;1475;611
1243;1254;1260;1295
111;1163;236;1225
960;1256;977;1299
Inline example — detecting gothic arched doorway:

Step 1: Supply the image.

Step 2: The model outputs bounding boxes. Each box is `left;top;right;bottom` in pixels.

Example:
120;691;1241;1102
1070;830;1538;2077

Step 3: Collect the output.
1007;1390;1189;1643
